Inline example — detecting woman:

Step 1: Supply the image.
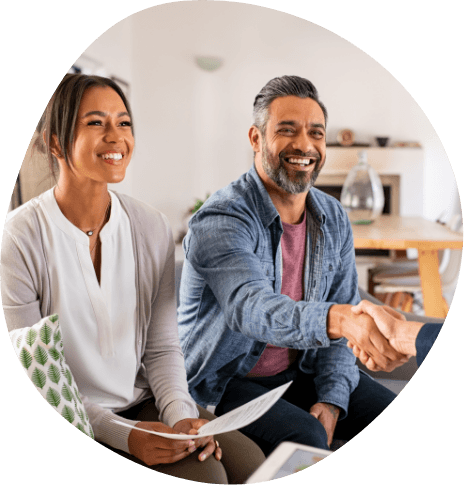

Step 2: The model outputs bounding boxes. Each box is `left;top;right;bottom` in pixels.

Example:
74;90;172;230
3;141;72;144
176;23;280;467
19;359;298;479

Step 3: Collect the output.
1;74;264;483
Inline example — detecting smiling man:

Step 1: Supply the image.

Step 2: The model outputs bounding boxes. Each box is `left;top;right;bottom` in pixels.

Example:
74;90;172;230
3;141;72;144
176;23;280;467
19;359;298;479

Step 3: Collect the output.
178;76;405;455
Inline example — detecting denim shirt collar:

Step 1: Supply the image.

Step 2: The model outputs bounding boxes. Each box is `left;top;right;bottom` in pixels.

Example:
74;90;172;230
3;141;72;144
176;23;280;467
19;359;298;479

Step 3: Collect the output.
247;164;327;227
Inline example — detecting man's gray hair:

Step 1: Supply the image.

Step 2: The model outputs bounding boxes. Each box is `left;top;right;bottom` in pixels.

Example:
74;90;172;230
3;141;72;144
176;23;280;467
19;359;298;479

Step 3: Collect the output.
252;75;328;134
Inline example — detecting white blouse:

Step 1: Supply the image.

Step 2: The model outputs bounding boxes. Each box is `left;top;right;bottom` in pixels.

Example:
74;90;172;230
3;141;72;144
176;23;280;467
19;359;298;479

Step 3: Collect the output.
38;188;142;410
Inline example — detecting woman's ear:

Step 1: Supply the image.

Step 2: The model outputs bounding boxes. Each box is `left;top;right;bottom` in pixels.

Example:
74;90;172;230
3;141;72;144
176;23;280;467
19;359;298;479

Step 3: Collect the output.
44;131;63;159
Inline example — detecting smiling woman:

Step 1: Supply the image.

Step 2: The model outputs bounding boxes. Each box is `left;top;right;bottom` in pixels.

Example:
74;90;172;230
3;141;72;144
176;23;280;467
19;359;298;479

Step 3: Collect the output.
1;73;265;483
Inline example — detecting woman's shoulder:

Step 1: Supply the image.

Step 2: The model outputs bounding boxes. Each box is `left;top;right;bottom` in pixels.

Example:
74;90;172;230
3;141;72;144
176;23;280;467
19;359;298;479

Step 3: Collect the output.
113;192;170;231
4;192;47;242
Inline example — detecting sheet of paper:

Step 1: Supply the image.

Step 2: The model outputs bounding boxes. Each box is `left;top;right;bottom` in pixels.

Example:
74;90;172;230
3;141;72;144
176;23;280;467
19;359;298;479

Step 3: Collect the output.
112;380;292;440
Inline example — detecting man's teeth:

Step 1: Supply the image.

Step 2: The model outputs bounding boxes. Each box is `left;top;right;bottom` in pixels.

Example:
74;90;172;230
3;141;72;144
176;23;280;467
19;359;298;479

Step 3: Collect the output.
287;158;310;165
101;153;123;160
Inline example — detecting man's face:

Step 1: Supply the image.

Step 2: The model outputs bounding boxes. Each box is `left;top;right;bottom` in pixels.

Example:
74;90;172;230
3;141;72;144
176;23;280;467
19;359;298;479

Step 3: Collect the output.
258;96;326;194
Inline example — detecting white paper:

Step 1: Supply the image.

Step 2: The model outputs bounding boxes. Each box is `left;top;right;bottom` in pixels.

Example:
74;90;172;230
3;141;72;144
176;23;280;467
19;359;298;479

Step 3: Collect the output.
112;380;292;440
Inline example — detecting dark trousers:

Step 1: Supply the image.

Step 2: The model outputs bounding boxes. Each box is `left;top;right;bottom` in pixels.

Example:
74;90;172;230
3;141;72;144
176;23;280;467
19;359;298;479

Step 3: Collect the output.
215;366;396;456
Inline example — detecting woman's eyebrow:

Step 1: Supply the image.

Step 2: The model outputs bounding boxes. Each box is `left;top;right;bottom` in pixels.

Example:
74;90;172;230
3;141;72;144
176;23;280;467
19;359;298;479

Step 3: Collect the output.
81;110;130;118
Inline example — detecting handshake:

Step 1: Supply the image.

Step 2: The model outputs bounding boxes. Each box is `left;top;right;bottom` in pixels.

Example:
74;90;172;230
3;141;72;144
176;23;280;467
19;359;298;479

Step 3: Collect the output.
328;300;425;372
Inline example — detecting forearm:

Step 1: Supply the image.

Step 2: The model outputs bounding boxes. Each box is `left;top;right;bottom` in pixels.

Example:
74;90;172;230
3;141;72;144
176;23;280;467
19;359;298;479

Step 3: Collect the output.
82;397;138;453
225;285;334;349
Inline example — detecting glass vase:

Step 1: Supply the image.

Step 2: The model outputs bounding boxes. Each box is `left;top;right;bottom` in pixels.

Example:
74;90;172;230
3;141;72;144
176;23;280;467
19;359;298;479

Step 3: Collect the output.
340;150;385;224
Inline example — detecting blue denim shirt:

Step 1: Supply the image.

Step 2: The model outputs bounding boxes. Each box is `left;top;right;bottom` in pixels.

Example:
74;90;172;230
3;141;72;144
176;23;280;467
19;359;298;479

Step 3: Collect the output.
178;165;360;419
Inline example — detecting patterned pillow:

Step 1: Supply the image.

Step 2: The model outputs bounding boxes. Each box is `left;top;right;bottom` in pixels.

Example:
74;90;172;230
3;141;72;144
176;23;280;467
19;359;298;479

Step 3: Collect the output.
9;314;94;438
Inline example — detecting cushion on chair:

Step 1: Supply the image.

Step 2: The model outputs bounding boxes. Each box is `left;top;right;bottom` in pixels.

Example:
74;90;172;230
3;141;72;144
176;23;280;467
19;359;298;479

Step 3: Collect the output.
9;314;94;438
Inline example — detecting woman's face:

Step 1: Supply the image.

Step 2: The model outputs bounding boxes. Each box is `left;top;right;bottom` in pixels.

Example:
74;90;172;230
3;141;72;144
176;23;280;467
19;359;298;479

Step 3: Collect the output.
66;86;134;184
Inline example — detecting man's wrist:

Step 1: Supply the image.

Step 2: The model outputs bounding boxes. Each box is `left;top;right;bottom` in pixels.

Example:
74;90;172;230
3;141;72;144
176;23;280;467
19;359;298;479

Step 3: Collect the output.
326;304;351;340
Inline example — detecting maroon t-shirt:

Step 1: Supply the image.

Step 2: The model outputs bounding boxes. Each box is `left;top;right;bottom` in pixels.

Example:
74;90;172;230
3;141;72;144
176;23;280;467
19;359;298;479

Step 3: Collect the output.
247;211;306;377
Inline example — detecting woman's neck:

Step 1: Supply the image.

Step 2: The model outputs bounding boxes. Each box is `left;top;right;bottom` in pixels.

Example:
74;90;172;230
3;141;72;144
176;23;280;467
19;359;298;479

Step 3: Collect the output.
54;176;111;233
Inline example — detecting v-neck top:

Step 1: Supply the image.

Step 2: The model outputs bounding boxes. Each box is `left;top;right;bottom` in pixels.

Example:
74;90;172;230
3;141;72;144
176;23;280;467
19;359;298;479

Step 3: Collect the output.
39;188;140;409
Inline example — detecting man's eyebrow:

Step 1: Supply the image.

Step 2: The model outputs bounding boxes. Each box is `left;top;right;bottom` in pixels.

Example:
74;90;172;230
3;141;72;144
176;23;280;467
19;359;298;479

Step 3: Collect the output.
275;120;326;130
81;110;130;118
275;120;297;127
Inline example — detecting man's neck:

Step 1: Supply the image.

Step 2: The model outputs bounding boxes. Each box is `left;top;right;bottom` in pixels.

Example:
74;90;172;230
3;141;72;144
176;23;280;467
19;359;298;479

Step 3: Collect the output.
271;191;307;225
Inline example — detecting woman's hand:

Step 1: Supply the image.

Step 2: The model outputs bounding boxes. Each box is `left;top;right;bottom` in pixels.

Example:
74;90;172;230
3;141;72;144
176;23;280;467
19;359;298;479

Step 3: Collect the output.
173;418;222;462
128;421;197;466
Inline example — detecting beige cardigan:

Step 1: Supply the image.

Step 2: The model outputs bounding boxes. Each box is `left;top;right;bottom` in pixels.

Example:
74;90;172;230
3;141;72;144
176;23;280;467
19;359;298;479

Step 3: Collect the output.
1;190;198;452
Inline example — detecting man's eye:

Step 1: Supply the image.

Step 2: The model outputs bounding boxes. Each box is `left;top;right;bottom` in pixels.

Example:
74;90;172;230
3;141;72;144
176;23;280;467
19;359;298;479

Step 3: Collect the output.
120;121;132;127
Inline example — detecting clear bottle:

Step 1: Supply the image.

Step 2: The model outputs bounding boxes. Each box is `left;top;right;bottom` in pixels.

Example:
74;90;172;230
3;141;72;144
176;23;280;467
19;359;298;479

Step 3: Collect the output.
340;150;385;224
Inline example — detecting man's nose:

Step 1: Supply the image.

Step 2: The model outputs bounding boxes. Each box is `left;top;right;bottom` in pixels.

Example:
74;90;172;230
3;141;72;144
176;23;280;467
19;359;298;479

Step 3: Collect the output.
291;132;314;153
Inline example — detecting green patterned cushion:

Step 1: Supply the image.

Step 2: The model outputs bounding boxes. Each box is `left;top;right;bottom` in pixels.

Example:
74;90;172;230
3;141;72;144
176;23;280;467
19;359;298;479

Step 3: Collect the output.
9;314;94;439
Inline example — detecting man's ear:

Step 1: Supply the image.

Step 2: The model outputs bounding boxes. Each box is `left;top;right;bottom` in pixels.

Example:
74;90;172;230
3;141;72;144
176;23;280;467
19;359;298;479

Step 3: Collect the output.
248;125;262;154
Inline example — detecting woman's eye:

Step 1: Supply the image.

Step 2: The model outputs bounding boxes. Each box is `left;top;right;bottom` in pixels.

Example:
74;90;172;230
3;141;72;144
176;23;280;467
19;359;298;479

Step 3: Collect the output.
120;121;132;127
87;120;103;126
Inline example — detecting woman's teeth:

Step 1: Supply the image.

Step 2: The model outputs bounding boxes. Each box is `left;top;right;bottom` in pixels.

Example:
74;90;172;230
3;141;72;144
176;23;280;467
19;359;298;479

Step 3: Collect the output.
101;153;123;160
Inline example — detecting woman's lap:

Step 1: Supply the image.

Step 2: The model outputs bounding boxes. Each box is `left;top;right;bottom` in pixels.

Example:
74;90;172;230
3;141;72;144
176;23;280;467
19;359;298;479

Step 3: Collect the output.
102;399;265;484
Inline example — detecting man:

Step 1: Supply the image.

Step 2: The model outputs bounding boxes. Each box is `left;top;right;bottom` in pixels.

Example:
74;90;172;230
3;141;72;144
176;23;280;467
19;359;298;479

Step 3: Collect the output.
178;75;406;455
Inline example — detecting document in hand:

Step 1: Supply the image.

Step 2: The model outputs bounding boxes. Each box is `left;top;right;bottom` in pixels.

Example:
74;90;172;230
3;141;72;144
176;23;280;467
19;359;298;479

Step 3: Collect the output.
112;380;292;440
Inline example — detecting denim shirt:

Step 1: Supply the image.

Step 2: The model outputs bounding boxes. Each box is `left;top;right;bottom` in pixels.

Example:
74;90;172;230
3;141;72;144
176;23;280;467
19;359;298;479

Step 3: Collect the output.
178;165;360;419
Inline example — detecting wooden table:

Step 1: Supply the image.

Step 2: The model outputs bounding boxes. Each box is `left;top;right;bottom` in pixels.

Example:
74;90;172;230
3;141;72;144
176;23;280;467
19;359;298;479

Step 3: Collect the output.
352;215;463;318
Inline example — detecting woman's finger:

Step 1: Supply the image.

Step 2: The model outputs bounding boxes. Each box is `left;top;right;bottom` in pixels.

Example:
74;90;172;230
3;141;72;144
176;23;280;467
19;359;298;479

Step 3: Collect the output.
214;441;222;461
198;438;217;462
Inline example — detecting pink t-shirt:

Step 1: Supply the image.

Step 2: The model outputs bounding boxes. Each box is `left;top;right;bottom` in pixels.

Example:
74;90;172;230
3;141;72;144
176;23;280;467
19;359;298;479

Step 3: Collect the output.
247;211;306;377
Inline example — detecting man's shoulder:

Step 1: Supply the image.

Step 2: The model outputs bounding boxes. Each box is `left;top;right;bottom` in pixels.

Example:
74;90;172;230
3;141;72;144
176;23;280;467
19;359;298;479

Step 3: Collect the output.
198;171;260;215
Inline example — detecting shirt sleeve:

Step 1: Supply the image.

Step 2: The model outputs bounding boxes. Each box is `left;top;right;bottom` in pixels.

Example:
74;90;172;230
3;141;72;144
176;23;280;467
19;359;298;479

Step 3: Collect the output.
415;323;442;367
185;204;332;350
1;228;43;330
141;214;199;427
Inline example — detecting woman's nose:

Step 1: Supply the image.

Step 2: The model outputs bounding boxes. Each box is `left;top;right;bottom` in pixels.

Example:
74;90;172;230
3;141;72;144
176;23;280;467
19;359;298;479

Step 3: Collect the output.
104;123;123;142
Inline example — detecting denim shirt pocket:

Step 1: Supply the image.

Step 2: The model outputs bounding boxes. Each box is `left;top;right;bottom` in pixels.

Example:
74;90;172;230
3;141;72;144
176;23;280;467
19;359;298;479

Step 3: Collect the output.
319;256;342;301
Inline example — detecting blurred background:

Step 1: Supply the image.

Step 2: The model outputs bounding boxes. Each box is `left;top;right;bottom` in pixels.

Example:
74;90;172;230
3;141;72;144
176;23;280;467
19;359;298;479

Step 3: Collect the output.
11;1;461;310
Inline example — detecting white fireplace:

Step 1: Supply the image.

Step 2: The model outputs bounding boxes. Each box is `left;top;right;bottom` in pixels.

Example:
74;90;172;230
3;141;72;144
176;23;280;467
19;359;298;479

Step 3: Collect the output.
319;146;424;217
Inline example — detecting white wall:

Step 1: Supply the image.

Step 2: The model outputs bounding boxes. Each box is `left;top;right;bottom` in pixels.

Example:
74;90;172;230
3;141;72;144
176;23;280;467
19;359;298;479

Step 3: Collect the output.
63;2;459;234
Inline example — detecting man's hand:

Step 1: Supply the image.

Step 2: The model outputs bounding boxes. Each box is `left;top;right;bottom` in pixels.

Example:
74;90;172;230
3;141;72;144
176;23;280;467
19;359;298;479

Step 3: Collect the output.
327;304;409;371
173;418;222;462
348;300;423;370
309;403;340;447
128;421;196;466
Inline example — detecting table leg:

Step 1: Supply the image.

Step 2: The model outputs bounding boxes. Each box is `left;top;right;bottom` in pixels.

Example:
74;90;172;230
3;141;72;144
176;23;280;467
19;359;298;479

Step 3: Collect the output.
417;249;446;318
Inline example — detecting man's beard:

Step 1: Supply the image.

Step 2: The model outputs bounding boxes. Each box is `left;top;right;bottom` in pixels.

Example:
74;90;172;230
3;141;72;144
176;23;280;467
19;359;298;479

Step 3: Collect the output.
261;137;323;194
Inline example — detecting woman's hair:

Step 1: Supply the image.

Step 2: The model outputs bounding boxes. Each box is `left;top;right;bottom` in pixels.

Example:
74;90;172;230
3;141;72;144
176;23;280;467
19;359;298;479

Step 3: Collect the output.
36;73;134;175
